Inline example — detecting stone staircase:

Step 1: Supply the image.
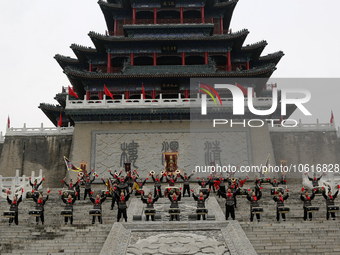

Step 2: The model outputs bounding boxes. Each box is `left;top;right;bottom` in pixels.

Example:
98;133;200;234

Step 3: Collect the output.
214;180;340;254
0;186;119;255
240;221;340;255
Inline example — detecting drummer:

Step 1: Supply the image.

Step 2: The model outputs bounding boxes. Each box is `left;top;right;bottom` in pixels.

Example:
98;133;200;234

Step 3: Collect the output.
307;173;323;187
141;191;159;221
219;188;240;220
218;174;228;198
89;192;107;224
273;190;289;221
33;190;50;225
29;177;45;191
132;177;147;196
198;178;209;195
61;192;77;225
168;190;182;221
6;189;23;226
192;190;210;220
166;173;178;187
83;174;96;200
322;185;339;220
300;188;316;221
151;173;164;198
115;190;132;222
268;177;279;187
247;190;262;222
179;172;194;197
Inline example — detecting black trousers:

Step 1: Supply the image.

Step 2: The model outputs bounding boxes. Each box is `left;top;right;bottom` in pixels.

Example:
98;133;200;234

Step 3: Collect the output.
183;185;190;197
36;212;45;224
9;212;18;225
209;182;215;192
111;197;118;209
117;208;127;222
218;186;226;198
250;210;260;222
154;187;163;198
326;209;336;220
226;205;235;220
76;189;80;200
170;214;179;221
84;189;91;200
146;215;155;221
197;214;206;220
92;215;102;224
276;209;286;221
65;216;73;224
303;207;313;220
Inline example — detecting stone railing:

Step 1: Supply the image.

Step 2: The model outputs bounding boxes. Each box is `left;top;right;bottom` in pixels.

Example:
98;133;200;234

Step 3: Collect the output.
269;119;336;132
0;170;43;200
6;123;74;136
66;94;273;110
0;131;4;143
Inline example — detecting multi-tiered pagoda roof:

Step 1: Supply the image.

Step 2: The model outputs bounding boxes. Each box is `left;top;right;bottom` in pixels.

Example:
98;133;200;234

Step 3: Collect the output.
40;0;286;126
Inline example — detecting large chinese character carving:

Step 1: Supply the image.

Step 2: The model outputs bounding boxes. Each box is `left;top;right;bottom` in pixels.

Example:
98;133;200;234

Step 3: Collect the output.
128;141;139;168
204;140;222;166
120;141;139;168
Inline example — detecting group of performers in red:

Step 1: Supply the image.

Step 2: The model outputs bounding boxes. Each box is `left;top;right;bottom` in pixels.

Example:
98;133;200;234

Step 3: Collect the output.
3;170;340;225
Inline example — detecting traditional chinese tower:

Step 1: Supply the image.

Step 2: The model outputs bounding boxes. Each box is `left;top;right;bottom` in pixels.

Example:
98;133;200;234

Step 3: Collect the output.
39;0;286;176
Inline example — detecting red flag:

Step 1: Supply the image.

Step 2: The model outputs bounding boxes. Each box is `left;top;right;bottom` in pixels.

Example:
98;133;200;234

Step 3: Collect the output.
104;85;114;99
236;82;247;96
58;113;62;127
330;110;334;124
142;83;145;99
7;115;10;128
68;86;79;99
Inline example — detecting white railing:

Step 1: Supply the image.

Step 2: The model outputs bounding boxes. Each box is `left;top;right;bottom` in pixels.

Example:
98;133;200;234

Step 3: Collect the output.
269;119;336;132
65;94;274;110
0;169;43;200
0;131;4;143
6;123;74;136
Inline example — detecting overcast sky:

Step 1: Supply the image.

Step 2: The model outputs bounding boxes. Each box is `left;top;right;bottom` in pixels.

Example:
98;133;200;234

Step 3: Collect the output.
0;0;339;136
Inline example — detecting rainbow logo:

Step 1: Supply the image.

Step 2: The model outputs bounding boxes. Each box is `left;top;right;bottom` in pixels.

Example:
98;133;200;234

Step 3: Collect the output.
199;83;223;106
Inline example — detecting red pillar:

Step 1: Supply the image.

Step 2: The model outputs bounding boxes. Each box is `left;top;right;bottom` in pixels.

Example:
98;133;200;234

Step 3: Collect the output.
220;17;223;34
204;52;208;64
125;90;130;99
246;61;250;70
107;53;111;73
153;52;157;66
182;52;185;66
99;91;103;100
184;89;189;98
154;7;157;24
86;90;90;100
180;7;183;23
133;7;136;24
227;51;231;71
114;18;117;36
89;63;92;72
201;6;205;23
130;53;134;66
152;89;156;99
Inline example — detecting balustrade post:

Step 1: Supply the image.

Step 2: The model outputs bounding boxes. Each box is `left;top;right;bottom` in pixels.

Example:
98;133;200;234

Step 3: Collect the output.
15;170;20;185
0;175;2;195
